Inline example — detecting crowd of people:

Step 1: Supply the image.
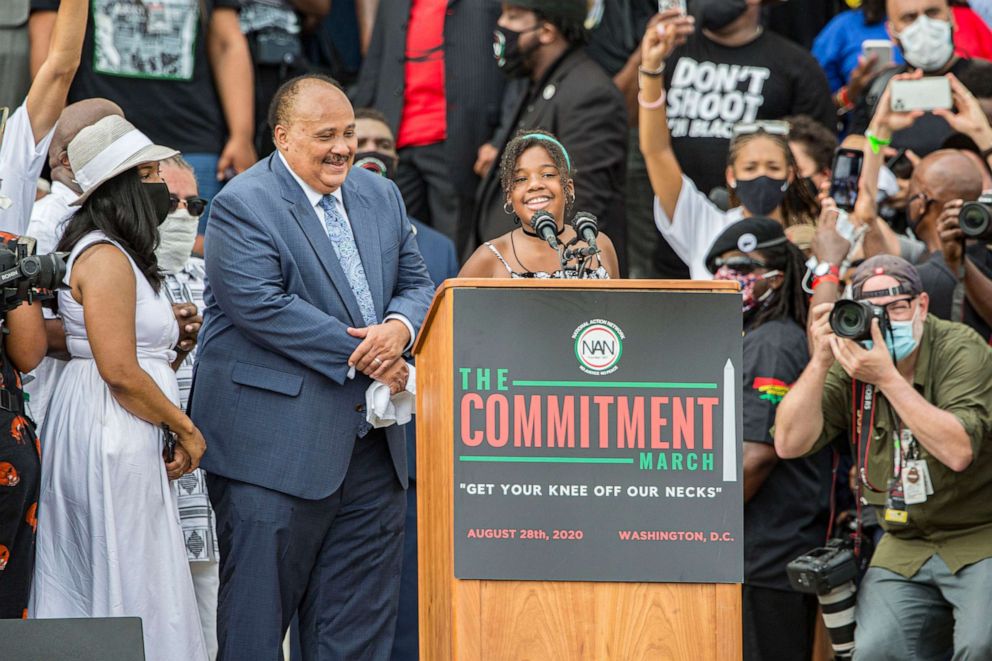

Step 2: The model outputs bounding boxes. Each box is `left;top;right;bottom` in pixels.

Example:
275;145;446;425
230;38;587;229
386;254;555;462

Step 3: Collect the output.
0;0;991;660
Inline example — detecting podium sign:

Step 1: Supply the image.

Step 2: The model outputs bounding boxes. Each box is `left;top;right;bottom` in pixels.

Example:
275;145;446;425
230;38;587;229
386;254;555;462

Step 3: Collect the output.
453;288;743;583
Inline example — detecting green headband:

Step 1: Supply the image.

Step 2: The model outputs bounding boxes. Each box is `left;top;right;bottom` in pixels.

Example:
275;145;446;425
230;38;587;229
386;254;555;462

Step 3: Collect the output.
520;133;572;172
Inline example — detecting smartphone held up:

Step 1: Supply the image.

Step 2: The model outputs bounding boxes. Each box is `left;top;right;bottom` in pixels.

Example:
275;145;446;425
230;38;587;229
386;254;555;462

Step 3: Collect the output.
658;0;687;13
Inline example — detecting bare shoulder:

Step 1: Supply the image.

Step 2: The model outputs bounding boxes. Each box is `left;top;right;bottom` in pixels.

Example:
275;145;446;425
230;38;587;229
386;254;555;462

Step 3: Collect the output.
459;237;514;278
596;232;621;279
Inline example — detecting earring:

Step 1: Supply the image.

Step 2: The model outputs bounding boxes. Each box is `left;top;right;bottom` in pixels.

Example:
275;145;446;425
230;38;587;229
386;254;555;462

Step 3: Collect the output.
503;201;513;215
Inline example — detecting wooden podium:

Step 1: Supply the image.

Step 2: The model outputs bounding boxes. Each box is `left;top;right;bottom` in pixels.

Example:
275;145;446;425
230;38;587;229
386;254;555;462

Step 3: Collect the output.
413;280;742;661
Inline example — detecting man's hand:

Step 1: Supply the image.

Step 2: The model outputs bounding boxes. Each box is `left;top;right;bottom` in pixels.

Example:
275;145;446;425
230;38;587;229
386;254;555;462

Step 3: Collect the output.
216;135;257;181
936;199;965;276
474;143;499;177
813;201;853;265
376;360;410;396
830;319;900;385
348;319;411;378
847;54;880;102
809;302;837;368
934;73;992;150
172;303;202;353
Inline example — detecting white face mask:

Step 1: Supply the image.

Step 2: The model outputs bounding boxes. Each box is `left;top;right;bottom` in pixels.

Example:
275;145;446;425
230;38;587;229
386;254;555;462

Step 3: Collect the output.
895;15;954;72
156;209;198;274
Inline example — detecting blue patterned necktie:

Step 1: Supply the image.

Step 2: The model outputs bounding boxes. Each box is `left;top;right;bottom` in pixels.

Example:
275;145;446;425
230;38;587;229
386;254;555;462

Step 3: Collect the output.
318;194;378;327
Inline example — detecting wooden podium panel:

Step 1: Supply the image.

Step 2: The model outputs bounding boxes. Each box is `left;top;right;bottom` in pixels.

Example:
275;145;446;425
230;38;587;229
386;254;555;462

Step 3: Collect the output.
414;280;742;661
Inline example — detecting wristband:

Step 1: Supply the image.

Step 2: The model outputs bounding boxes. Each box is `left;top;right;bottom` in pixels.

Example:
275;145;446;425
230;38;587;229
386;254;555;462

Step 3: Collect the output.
866;131;892;155
812;273;841;290
638;89;667;111
638;62;665;77
836;86;855;111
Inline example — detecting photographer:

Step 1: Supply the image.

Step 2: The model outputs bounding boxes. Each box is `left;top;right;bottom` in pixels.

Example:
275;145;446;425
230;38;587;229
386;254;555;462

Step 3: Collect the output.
775;255;992;660
0;233;52;618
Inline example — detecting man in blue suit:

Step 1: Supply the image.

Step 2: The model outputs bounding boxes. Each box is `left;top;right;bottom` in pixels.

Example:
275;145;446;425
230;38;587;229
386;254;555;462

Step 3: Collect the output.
190;74;435;660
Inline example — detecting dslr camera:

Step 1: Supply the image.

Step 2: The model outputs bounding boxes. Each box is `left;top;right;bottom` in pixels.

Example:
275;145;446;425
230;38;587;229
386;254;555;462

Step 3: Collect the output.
787;539;860;660
0;234;67;313
829;299;890;342
959;193;992;241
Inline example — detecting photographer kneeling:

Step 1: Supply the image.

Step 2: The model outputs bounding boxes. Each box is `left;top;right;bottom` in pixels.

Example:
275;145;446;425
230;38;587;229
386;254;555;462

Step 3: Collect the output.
775;255;992;660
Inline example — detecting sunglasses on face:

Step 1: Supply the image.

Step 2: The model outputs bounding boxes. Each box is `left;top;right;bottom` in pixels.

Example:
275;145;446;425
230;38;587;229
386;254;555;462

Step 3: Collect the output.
731;120;791;139
169;194;207;217
713;256;768;274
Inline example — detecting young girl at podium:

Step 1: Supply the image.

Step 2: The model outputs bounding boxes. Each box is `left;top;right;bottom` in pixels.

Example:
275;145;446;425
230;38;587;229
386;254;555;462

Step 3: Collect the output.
459;130;619;279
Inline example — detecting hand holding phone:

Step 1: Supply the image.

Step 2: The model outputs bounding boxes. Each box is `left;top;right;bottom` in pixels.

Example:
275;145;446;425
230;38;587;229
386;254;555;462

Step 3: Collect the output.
829;148;865;213
861;40;893;77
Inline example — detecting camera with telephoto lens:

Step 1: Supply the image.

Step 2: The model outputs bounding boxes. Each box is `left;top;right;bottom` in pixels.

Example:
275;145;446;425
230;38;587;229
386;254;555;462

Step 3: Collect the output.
0;235;67;313
787;539;860;660
829;299;890;342
959;193;992;241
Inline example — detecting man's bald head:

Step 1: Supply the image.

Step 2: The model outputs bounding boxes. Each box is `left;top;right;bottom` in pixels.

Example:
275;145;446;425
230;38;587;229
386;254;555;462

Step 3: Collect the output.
50;99;124;170
913;149;984;203
267;74;346;135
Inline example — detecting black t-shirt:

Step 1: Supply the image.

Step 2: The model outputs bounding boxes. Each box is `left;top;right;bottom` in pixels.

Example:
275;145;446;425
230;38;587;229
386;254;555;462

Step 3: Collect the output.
585;0;655;77
917;246;992;342
742;318;832;590
31;0;238;155
848;59;989;158
663;30;835;196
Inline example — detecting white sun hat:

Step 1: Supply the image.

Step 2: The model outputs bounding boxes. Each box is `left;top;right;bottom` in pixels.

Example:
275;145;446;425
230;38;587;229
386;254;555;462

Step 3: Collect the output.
68;115;178;206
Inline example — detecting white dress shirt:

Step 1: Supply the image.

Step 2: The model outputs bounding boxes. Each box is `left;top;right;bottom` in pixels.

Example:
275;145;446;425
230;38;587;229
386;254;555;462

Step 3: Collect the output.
0;104;56;235
276;151;415;350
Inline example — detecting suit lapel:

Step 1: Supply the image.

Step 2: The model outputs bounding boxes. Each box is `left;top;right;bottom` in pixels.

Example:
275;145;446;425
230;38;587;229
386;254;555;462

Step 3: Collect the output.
273;156;365;326
341;177;384;320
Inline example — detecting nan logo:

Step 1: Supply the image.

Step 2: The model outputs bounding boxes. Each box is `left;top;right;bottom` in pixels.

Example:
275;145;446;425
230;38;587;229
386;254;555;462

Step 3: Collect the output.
572;319;625;375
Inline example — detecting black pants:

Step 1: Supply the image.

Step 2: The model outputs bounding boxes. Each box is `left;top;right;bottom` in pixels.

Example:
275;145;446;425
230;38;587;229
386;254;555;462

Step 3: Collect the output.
0;413;38;618
743;584;818;661
395;142;472;253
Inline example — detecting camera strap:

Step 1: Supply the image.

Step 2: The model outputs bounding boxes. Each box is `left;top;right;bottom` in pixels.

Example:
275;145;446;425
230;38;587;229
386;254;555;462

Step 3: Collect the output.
854;381;884;493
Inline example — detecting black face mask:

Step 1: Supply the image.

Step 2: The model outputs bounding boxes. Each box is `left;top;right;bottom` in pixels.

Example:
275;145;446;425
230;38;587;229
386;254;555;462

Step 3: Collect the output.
692;0;748;31
493;26;541;78
143;182;172;225
354;151;399;180
733;176;789;216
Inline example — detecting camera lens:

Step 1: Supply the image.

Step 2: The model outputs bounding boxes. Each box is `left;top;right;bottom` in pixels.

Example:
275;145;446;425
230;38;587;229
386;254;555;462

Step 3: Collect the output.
959;202;991;240
830;301;869;340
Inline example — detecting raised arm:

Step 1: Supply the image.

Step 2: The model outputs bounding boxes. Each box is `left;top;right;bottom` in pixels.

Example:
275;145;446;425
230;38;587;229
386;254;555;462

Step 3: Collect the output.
208;7;257;181
638;10;694;221
25;0;87;144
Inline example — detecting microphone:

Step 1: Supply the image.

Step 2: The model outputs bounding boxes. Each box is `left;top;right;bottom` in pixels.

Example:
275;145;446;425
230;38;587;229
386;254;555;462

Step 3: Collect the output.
572;212;599;251
530;210;560;249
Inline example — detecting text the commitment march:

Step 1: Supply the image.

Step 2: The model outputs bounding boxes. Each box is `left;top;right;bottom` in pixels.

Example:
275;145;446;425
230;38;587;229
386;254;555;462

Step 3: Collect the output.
452;288;743;583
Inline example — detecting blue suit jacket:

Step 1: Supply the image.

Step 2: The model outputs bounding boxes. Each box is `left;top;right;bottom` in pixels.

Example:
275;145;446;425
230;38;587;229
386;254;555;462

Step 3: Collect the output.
190;154;435;499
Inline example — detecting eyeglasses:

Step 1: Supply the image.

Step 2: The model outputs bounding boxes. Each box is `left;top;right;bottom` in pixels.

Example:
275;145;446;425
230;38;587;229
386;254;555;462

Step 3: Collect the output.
713;256;768;274
731;120;790;139
856;296;916;315
169;194;207;217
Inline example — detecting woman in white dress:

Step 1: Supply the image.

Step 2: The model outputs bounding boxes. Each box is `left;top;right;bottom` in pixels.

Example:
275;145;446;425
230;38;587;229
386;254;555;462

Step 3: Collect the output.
30;116;208;661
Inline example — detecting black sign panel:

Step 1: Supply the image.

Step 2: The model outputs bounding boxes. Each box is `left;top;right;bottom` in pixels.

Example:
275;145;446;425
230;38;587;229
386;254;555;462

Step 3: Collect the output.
453;289;743;582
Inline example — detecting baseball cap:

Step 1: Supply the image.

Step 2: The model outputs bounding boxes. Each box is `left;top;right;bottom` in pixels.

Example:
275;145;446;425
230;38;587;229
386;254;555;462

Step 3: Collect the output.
704;216;788;274
850;255;923;299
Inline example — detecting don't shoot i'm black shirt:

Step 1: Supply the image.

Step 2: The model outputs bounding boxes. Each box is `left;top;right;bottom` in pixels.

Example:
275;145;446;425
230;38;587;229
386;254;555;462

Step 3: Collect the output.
663;30;835;197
